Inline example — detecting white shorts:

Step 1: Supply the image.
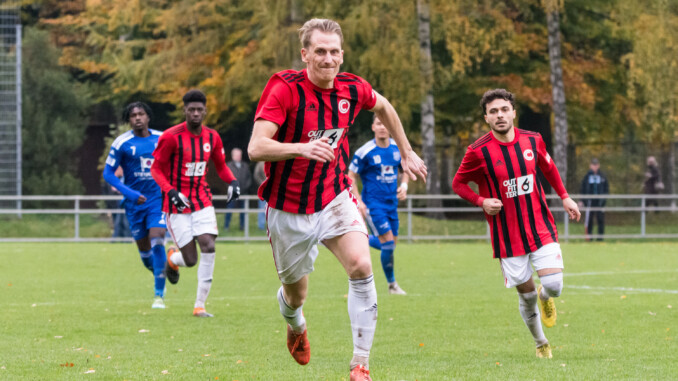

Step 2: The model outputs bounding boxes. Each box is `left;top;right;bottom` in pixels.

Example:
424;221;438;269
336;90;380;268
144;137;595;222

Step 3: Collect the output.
166;206;219;248
267;190;367;284
499;242;564;288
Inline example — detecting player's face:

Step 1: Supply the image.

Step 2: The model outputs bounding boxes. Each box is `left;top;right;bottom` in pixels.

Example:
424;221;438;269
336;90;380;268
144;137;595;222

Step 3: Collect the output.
301;30;343;89
129;107;149;130
372;118;390;140
484;98;516;135
184;102;206;128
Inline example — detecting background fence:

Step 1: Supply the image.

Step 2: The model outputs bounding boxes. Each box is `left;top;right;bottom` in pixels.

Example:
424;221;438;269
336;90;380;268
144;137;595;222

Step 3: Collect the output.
1;194;678;243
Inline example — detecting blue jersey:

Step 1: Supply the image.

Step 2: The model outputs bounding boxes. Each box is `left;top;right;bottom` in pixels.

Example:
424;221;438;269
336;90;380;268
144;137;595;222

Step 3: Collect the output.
349;138;402;210
105;130;163;207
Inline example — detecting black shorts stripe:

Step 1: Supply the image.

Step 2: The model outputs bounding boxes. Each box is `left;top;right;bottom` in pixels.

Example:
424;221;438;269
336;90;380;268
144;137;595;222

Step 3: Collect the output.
195;135;205;210
513;142;541;248
274;85;307;210
481;146;512;257
529;137;557;242
500;145;532;254
484;173;501;258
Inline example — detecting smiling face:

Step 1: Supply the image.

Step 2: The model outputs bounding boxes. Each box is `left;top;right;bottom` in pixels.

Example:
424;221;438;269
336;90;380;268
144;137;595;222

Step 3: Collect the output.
301;29;344;89
484;98;516;136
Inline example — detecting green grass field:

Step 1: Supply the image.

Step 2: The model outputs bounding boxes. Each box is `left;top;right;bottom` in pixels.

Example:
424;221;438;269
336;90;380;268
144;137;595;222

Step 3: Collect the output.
1;242;676;380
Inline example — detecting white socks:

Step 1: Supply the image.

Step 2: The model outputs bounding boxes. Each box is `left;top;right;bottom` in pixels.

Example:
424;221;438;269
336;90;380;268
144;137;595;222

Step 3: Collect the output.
348;274;378;369
277;287;306;333
540;272;564;300
518;290;548;347
194;252;215;309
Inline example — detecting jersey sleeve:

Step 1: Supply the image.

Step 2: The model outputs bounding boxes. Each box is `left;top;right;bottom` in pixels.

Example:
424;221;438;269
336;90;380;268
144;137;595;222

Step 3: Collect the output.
452;147;486;207
103;143;142;203
151;132;177;193
211;133;236;183
348;153;363;174
359;77;377;110
254;75;293;126
536;136;568;199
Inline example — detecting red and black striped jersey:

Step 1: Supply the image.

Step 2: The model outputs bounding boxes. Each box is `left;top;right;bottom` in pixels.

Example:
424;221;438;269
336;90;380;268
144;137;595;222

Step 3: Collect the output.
254;69;377;214
151;122;236;214
452;129;569;258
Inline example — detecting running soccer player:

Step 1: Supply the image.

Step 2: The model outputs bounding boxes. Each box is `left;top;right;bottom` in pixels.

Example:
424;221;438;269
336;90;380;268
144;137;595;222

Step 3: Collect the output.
103;101;168;309
452;88;580;359
348;115;409;295
150;89;240;318
248;18;427;381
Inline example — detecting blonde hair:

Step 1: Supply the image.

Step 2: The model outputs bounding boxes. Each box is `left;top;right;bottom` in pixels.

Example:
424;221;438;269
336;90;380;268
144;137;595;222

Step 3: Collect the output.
298;18;343;49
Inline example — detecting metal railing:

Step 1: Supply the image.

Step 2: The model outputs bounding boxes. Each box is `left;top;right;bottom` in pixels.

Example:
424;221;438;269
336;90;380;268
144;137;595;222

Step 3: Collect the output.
1;194;677;242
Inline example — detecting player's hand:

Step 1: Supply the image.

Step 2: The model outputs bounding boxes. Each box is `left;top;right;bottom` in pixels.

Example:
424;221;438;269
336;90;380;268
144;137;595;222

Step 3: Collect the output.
401;150;427;183
563;197;581;221
226;180;241;205
300;137;335;162
397;184;408;201
482;198;503;215
136;194;147;205
168;189;191;212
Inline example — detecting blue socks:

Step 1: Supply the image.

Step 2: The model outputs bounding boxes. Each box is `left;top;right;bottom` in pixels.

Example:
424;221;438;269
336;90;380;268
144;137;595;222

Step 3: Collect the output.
368;235;382;250
151;238;167;298
380;240;396;283
139;250;153;272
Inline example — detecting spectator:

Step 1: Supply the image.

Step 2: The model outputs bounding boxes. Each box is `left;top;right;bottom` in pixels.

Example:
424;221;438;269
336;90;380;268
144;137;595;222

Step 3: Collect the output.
224;148;252;230
579;158;609;241
643;156;663;208
253;161;267;230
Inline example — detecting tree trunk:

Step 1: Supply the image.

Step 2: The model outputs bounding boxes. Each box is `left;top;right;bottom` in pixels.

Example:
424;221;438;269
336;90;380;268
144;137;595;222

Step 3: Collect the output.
416;0;442;217
545;1;569;187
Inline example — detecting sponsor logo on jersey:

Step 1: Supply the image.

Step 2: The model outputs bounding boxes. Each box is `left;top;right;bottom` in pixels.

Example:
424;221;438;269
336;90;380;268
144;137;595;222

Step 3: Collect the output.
307;103;317;112
203;143;211;153
503;174;534;198
495;159;504;167
523;149;534;161
338;99;350;114
378;164;398;183
140;157;154;171
184;161;207;177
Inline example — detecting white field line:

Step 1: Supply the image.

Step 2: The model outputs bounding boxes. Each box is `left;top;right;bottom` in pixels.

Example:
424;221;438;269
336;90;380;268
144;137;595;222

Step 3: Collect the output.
565;269;678;277
566;285;678;294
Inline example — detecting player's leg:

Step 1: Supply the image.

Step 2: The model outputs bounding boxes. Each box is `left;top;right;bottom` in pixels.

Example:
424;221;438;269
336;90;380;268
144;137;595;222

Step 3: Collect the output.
165;212;198;285
146;206;168;306
193;233;217;317
324;231;377;372
267;205;316;365
533;243;564;328
597;210;605;240
238;200;246;230
127;208;154;272
363;209;382;250
502;255;550;357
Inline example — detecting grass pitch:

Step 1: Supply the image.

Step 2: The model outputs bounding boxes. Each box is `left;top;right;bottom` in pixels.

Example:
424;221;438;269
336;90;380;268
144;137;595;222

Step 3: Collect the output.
0;242;676;380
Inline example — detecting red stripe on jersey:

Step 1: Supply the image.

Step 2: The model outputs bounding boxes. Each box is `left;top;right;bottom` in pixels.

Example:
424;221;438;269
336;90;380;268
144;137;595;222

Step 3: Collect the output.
151;122;228;214
255;69;377;214
453;129;565;258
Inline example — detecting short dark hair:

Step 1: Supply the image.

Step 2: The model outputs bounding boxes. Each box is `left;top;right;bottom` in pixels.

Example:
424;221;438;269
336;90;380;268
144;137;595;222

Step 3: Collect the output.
480;89;516;114
122;101;152;123
182;89;207;105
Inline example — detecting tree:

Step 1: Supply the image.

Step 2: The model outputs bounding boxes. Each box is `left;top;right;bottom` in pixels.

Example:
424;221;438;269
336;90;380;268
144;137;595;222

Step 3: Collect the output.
22;27;90;194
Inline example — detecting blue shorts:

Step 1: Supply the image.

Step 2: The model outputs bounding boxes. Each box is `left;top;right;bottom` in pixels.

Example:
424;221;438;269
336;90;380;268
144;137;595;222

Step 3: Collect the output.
125;198;166;241
365;207;399;237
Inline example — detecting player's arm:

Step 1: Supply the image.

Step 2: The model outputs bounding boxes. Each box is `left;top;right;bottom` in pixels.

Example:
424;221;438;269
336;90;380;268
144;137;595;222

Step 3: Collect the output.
248;119;334;162
452;148;503;216
370;92;427;182
102;147;143;204
397;172;410;201
536;138;581;221
211;135;240;203
347;170;367;217
151;133;191;211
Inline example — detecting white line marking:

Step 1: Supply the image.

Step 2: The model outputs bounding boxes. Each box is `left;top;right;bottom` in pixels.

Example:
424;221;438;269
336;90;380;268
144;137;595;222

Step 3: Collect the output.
567;285;678;294
565;269;678;277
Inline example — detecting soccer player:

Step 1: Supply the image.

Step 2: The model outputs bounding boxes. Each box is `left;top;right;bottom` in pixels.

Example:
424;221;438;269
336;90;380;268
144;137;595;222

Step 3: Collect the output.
452;89;580;359
150;90;240;318
248;18;427;381
348;115;409;295
103;102;168;309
